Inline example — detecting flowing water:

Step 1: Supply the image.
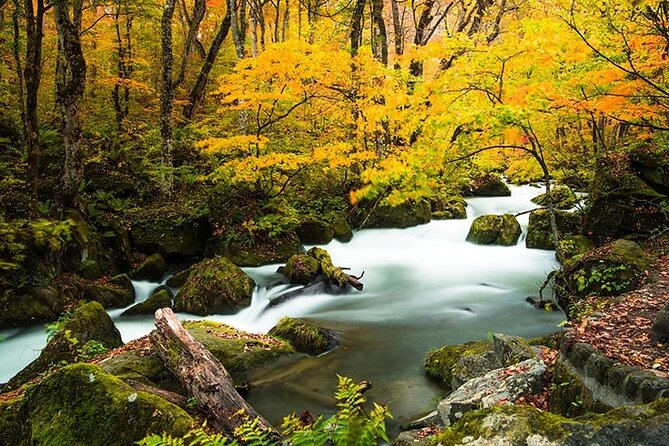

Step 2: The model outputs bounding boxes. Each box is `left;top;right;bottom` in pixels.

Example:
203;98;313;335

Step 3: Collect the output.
0;184;563;433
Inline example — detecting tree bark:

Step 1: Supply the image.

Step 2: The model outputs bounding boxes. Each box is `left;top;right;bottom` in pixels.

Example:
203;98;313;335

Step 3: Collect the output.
151;308;279;438
370;0;388;65
112;1;134;132
54;0;86;208
390;0;403;60
350;0;365;56
160;0;177;199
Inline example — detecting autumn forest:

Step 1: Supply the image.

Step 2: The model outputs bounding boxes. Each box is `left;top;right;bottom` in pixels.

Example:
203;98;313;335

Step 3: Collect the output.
1;0;669;444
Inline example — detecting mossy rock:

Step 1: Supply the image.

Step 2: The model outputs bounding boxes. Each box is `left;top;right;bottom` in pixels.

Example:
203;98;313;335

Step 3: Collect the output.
531;185;579;210
296;220;335;245
109;273;135;296
557;235;594;264
5;301;123;392
130;214;211;257
0;396;28;446
466;214;521;246
555;239;651;309
431;195;467;220
352;199;432;229
269;317;338;355
431;398;669;446
471;174;511;197
206;231;306;267
122;288;172;316
327;213;353;242
18;363;193;445
452;349;502;390
526;209;582;250
166;266;194;288
183;320;295;380
279;254;321;285
80;280;135;308
130;253;167;282
100;348;178;391
0;285;72;329
174;256;255;315
492;333;536;367
424;340;493;390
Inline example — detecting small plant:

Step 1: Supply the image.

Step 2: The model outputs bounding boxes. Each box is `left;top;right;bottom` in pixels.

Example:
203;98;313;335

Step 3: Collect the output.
77;340;109;361
45;312;72;342
574;263;631;295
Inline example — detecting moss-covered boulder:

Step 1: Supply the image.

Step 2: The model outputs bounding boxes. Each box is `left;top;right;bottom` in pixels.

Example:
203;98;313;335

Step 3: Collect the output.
430;195;467;220
130;214;211;257
278;254;321;285
206;231;306;267
7;363;193;445
79;279;135;308
353;199;432;229
492;333;536;367
166;266;193;288
430;399;669;446
451;349;502;391
526;209;582;250
652;301;669;343
174;257;255;315
296;220;335;245
531;185;579;209
0;285;72;329
122;288;172;316
130;253;167;282
5;301;123;391
466;214;521;246
184;321;295;380
100;346;178;391
327;213;353;242
269;317;338;355
555;239;651;311
557;235;594;264
471;174;511;197
424;340;493;390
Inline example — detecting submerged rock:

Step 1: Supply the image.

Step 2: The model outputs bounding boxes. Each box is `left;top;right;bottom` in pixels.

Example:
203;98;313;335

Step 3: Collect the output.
174;256;255;315
0;363;192;445
269;317;338;355
5;301;122;391
466;214;521;246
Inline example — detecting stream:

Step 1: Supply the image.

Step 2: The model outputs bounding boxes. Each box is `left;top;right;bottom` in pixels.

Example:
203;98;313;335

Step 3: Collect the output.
0;184;564;434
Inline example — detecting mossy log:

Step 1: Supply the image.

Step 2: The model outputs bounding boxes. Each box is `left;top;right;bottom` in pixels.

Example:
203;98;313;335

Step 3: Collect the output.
307;247;364;290
150;308;279;438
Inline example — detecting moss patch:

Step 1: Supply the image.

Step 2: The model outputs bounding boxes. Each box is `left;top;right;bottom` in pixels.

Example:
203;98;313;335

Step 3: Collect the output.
466;214;521;246
268;317;337;355
424;340;493;390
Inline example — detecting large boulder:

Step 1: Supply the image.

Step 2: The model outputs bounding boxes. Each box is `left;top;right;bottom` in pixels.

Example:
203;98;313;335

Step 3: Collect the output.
466;214;521;246
531;185;579;209
130;213;211;257
129;253;167;282
555;239;651;311
327;213;353;242
278;254;321;285
5;301;123;391
174;256;255;315
206;231;306;267
296;220;335;245
79;280;135;308
269;317;338;356
424;340;494;390
430;195;467;220
471;174;511;197
0;285;72;329
526;209;582;250
352;199;432;229
0;363;192;446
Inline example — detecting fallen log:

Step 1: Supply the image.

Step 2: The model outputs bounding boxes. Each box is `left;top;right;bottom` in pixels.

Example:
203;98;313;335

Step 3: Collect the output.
307;247;364;291
150;308;279;439
124;379;188;409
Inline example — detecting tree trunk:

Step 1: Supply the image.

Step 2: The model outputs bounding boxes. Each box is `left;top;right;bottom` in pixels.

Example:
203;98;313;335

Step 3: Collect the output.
281;0;289;41
370;0;387;65
151;308;279;438
409;0;435;77
113;2;133;132
350;0;365;56
390;0;403;62
183;11;232;119
160;0;177;199
54;0;86;208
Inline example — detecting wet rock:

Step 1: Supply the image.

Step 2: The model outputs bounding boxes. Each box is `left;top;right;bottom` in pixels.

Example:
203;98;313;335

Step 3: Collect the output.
206;231;305;267
122;288;172;316
174;256;255;315
452;349;502;390
466;214;521;246
5;301;122;391
352;199;431;229
424;340;493;390
471;174;511;197
269;317;338;355
526;209;582;250
165;266;193;288
531;185;579;209
130;253;167;282
296;220;335;245
0;286;71;329
492;332;536;367
80;280;135;308
430;195;467;220
278;254;320;285
328;213;353;242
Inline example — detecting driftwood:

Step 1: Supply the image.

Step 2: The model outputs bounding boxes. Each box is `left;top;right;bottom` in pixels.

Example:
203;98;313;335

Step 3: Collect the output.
150;308;279;439
308;247;364;291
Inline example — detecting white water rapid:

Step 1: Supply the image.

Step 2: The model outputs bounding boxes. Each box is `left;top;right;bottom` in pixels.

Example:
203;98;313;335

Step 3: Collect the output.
0;184;564;432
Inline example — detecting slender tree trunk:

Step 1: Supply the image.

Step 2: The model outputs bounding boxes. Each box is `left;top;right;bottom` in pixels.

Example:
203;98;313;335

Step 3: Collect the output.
273;0;280;43
409;0;435;77
54;0;86;208
160;0;177;199
175;0;206;88
281;0;289;41
183;11;232;119
251;2;259;57
390;0;403;60
11;0;26;141
229;0;249;134
113;2;133;132
371;0;387;65
350;0;365;56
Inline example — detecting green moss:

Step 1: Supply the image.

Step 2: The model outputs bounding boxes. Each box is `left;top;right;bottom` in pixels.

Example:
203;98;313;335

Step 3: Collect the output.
130;213;211;257
430;195;467;220
24;363;193;445
466;214;521;246
327;212;353;242
296;220;335;244
471;174;511;197
100;349;174;388
352;199;432;229
130;253;167;282
207;231;306;267
280;254;321;285
424;340;492;389
122;288;172;316
557;235;594;264
184;320;294;381
0;397;29;446
268;317;337;355
531;186;579;210
526;209;582;250
174;256;255;315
